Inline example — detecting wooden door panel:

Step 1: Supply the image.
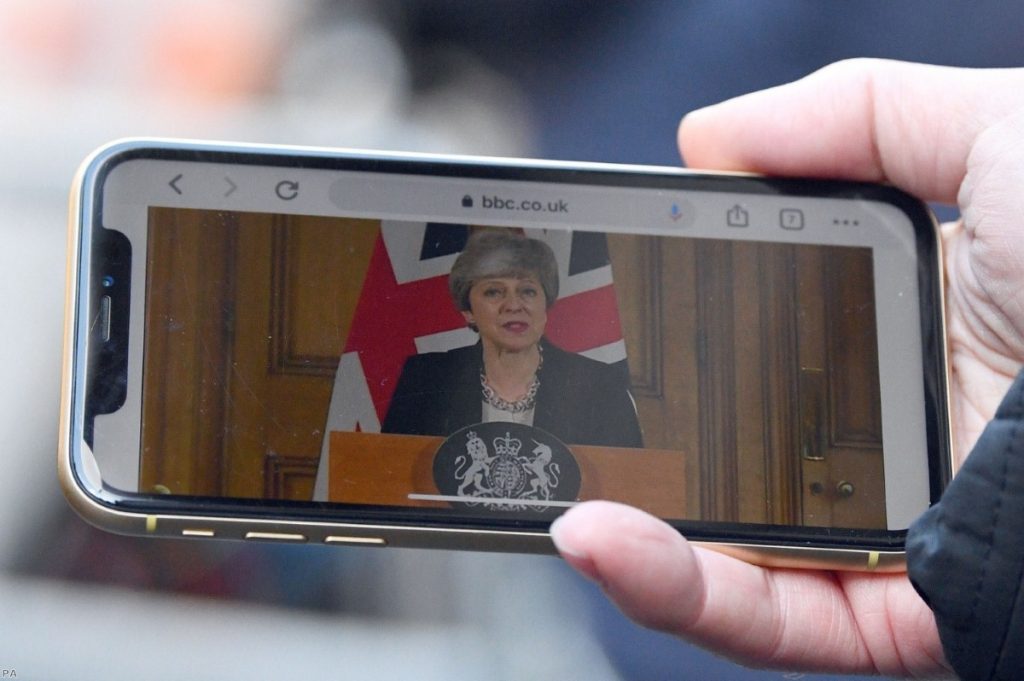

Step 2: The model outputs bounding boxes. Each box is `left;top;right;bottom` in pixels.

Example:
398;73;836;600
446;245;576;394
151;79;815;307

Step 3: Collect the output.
730;242;770;523
608;234;701;519
269;217;378;374
225;215;378;498
796;246;884;528
141;210;377;499
140;208;236;495
824;248;884;448
758;244;805;526
607;236;884;527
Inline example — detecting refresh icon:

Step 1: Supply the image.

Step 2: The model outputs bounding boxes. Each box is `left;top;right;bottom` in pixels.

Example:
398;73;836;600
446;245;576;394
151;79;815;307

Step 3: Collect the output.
275;180;299;200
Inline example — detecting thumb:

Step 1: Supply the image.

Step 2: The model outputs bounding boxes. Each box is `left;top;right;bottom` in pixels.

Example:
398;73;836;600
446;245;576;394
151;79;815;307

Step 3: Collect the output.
550;501;707;633
552;502;943;674
549;501;800;669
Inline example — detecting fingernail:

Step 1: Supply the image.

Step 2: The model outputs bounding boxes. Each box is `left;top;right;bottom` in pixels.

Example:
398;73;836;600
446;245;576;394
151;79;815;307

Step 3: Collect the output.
550;515;603;586
681;103;720;126
549;514;577;554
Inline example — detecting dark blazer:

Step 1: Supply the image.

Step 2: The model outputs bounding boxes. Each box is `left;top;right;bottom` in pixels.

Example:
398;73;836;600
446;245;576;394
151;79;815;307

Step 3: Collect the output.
382;339;643;448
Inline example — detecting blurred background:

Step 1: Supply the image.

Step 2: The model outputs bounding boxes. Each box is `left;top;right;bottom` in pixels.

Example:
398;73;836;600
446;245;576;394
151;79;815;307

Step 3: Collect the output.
2;1;1023;679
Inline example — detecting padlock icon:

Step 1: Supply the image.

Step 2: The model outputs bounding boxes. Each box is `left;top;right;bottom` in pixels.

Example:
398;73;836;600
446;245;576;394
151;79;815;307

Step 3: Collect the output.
461;195;474;208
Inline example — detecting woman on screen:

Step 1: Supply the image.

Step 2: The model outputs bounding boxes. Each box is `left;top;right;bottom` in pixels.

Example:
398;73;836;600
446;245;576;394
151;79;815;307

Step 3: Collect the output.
382;229;643;448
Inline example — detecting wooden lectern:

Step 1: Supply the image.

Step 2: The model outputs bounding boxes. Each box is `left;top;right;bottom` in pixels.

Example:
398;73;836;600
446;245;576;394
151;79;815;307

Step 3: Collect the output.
328;432;699;519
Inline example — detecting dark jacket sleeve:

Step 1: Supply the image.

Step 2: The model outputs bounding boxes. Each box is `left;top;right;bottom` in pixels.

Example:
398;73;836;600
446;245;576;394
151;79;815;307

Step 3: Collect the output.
381;346;482;437
585;366;643;448
534;342;643;448
381;354;433;435
906;369;1024;681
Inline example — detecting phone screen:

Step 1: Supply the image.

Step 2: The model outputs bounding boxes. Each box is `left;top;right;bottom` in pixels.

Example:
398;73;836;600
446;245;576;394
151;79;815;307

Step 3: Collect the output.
72;143;949;547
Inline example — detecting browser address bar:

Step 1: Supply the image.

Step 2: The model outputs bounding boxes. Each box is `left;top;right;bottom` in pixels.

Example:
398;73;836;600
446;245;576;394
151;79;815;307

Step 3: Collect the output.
327;172;696;232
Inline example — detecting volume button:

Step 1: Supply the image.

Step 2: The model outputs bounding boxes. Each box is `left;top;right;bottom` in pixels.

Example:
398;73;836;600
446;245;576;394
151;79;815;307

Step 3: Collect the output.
324;536;387;547
245;531;307;542
182;529;216;538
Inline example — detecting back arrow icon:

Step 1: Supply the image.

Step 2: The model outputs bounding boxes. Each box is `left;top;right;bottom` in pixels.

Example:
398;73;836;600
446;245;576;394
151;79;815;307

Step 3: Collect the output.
169;174;183;195
224;176;237;197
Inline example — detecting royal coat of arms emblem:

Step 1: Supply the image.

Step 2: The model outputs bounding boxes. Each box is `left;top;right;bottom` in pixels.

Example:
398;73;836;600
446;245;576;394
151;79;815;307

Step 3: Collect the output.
432;422;581;513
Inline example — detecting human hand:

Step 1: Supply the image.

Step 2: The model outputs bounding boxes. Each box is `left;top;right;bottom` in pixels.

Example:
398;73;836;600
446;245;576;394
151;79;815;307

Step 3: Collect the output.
551;59;1024;676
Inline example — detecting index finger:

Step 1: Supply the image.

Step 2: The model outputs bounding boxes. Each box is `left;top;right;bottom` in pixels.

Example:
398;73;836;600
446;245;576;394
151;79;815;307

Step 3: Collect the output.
678;59;1024;203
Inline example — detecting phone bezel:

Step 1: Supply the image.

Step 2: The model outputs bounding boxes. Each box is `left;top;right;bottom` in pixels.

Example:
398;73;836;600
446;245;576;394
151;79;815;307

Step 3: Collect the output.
59;138;953;570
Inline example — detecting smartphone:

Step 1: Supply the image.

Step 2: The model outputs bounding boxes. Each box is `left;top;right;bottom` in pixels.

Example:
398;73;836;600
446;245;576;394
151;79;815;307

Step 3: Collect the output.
60;139;952;571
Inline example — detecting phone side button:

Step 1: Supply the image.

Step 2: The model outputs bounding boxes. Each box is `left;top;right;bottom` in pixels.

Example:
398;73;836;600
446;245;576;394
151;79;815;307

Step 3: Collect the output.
324;535;387;547
245;531;307;542
182;529;216;538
